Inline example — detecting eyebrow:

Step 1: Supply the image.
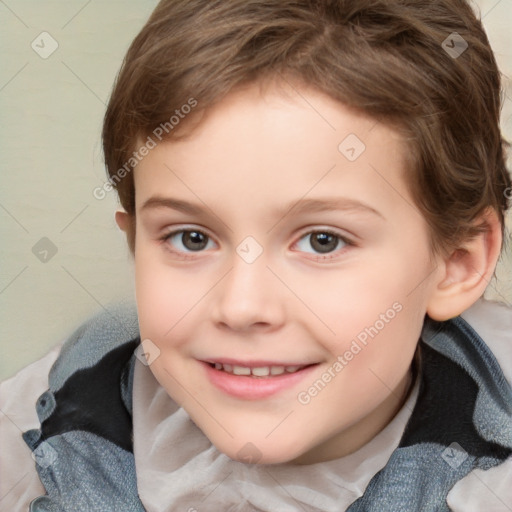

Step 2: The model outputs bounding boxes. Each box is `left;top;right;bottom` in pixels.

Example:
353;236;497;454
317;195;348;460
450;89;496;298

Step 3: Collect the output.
140;196;384;220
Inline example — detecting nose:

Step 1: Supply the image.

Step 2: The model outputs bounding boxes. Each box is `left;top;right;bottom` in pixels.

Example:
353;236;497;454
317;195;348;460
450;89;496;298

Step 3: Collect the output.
211;253;286;332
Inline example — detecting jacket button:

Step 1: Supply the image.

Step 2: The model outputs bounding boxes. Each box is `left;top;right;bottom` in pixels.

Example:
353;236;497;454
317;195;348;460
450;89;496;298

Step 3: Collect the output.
36;390;56;421
29;496;55;511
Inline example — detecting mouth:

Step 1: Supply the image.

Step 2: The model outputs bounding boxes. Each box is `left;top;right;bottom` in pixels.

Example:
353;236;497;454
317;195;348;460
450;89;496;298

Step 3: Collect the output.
199;359;320;399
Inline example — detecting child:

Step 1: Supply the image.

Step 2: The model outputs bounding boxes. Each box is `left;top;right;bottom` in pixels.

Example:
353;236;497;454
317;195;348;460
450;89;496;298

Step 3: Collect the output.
1;0;511;510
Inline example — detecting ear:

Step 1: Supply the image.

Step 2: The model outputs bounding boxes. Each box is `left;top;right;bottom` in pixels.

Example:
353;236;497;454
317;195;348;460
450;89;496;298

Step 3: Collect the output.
426;208;503;321
115;209;130;232
115;209;136;255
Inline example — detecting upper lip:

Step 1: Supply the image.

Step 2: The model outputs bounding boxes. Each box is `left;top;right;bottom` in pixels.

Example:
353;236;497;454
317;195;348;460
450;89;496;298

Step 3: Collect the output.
200;358;319;368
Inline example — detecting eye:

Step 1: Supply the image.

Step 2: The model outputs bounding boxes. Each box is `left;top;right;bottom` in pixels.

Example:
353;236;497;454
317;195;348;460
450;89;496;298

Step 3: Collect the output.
295;230;349;255
163;229;215;253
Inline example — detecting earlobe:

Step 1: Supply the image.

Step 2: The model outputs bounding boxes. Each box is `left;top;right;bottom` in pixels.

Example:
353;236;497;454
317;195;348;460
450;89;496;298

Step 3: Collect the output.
426;208;502;321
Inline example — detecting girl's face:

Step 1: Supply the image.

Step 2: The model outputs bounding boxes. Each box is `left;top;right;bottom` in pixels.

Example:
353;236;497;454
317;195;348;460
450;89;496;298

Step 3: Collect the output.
132;80;441;464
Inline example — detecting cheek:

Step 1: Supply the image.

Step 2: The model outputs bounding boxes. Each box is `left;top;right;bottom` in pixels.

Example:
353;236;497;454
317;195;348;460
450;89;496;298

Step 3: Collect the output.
134;248;197;341
298;265;421;342
304;309;418;427
133;252;200;403
303;255;430;371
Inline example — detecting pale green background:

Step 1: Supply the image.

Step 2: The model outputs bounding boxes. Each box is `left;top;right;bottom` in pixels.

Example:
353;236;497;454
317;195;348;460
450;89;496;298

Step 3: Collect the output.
1;0;511;381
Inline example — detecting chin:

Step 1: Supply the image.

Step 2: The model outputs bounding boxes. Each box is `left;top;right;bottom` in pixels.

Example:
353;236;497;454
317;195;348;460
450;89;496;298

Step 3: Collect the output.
211;436;307;466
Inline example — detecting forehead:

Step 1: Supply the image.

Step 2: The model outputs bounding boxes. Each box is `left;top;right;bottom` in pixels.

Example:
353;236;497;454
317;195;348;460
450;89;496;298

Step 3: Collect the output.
133;81;413;220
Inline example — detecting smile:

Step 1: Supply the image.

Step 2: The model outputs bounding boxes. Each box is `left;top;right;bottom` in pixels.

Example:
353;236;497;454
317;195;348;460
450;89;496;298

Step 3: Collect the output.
200;360;320;400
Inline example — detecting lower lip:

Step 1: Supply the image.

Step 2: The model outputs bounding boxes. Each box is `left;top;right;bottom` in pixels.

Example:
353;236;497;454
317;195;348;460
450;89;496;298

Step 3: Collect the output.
200;361;319;400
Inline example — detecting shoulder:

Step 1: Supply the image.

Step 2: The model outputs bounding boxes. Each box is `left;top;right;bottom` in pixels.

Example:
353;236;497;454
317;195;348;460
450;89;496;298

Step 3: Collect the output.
47;300;139;388
0;301;140;511
460;297;512;386
0;344;62;511
447;297;512;511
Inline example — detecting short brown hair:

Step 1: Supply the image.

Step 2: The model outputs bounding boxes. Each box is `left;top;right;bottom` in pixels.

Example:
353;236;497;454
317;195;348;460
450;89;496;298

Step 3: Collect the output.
102;0;511;255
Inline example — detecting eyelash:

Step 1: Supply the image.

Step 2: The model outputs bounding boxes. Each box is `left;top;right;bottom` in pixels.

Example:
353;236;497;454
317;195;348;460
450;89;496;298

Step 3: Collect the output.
159;227;354;261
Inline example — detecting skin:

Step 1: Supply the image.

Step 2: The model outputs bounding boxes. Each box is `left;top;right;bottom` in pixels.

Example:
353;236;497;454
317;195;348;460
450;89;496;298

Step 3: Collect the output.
116;79;502;465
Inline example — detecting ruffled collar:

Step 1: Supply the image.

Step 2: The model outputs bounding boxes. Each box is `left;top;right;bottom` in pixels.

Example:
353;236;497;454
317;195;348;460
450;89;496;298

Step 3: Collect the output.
132;358;420;511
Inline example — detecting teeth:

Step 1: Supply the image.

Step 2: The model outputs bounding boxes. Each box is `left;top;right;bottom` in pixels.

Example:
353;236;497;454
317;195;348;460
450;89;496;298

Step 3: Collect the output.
211;363;305;377
232;365;251;376
252;367;270;377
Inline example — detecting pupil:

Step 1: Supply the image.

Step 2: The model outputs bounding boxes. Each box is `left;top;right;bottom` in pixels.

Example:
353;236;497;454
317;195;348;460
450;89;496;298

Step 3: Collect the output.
183;231;207;251
310;233;337;254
